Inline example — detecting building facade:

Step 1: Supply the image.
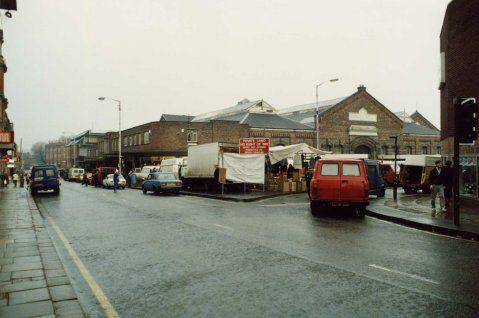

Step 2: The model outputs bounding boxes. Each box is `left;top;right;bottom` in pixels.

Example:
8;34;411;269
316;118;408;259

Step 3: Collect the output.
0;30;14;162
44;140;69;168
439;0;479;199
280;86;440;158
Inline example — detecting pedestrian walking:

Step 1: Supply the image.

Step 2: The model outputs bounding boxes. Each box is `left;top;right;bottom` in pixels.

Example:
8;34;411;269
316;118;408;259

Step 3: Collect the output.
0;173;5;188
12;172;19;188
24;172;30;189
19;173;25;188
128;170;137;188
113;169;120;193
443;160;453;208
82;172;88;187
429;160;446;215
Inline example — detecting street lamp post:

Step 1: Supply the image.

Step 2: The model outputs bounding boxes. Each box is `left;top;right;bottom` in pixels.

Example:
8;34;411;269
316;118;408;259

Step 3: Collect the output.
389;135;399;201
315;78;339;148
98;97;122;174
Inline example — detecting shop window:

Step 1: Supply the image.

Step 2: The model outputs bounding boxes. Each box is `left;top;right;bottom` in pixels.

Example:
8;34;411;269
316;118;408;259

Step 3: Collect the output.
460;157;477;197
187;129;198;143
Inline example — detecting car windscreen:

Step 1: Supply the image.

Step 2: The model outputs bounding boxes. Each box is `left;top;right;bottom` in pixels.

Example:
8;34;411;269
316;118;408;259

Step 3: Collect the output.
157;173;175;180
33;170;43;178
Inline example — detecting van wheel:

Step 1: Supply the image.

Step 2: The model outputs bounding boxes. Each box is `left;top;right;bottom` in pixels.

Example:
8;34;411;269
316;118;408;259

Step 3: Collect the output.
353;207;366;218
53;187;60;195
377;188;385;197
31;189;37;196
142;187;147;194
310;201;321;217
154;187;160;195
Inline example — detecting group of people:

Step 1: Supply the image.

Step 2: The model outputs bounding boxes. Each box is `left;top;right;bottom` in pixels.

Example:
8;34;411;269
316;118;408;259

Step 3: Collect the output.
1;171;26;188
429;160;453;215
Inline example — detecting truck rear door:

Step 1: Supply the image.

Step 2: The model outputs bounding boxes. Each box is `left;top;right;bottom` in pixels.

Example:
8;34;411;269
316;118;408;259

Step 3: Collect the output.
340;162;366;202
316;161;341;201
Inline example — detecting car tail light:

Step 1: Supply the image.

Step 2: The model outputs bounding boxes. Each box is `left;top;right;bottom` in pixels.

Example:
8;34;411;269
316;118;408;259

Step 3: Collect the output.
161;182;167;186
176;182;182;186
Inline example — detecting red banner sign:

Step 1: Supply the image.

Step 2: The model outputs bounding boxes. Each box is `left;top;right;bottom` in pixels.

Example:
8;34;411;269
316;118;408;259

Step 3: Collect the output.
0;131;13;144
239;138;270;154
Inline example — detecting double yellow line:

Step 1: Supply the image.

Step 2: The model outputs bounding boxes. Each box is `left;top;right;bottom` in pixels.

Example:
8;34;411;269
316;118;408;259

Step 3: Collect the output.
36;200;120;318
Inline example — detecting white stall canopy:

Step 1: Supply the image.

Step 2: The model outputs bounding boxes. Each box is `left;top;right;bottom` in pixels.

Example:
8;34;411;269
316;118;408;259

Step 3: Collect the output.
222;153;265;184
268;143;331;165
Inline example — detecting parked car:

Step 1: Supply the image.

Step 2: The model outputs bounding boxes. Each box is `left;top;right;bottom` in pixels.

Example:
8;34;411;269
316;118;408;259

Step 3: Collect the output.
137;165;160;181
141;172;182;195
94;167;116;187
30;164;60;195
379;163;395;186
400;155;441;194
309;158;369;217
363;159;386;197
102;173;126;189
68;168;84;182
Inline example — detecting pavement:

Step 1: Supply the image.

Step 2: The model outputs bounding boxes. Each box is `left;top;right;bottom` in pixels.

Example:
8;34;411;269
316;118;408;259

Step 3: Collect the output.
367;189;479;240
33;182;479;317
0;185;85;318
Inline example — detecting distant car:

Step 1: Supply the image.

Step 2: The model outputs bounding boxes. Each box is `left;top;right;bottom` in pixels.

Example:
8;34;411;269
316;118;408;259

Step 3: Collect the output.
379;163;395;186
68;168;84;182
310;158;369;217
102;174;126;189
30;164;60;196
141;172;182;195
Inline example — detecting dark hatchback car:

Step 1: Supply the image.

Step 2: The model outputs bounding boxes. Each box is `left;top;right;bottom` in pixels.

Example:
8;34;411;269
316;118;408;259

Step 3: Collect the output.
30;164;60;195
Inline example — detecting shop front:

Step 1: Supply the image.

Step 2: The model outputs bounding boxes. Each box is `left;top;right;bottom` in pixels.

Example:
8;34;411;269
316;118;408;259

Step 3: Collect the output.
460;156;478;199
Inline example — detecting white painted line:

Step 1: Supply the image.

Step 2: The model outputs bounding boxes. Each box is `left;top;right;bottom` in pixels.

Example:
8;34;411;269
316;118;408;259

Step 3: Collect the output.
37;201;120;318
213;224;233;230
369;264;439;285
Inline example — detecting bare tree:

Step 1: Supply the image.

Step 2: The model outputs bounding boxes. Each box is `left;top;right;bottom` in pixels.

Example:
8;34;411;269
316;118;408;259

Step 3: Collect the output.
30;141;46;164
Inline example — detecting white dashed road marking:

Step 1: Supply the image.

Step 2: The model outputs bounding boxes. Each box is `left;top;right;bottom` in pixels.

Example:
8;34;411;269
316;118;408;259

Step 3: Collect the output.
369;264;439;285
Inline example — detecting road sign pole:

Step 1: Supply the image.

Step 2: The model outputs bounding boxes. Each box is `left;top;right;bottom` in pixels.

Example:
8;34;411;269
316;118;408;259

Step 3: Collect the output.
453;97;461;225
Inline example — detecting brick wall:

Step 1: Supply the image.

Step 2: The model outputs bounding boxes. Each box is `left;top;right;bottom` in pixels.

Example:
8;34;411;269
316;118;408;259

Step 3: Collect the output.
440;0;479;155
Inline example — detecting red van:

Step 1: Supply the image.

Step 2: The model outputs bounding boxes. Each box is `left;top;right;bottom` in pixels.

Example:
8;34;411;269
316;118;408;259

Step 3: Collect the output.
310;158;369;217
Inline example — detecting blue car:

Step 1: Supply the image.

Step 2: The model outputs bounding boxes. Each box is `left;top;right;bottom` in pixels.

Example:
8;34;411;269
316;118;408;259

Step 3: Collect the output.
30;164;60;196
141;172;182;195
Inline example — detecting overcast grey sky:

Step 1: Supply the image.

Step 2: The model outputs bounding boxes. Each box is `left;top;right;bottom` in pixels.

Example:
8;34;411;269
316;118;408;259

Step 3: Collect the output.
2;0;450;149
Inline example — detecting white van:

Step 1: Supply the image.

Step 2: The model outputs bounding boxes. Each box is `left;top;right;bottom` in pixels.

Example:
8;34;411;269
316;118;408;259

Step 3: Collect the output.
137;165;160;181
68;168;85;181
159;157;186;179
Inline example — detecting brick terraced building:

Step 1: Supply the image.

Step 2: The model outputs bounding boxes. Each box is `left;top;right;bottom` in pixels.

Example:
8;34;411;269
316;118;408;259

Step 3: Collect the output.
439;0;479;199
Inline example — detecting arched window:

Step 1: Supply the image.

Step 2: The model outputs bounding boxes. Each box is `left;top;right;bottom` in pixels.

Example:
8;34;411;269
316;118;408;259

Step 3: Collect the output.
422;146;428;155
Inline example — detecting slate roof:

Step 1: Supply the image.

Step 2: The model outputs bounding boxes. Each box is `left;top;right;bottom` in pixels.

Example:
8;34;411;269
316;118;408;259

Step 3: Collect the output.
240;113;314;130
403;122;440;136
160;114;194;122
278;96;350;127
193;99;264;122
278;96;349;114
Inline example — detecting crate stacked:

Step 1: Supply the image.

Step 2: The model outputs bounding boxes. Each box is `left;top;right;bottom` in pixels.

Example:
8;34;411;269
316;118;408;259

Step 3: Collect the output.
266;172;307;193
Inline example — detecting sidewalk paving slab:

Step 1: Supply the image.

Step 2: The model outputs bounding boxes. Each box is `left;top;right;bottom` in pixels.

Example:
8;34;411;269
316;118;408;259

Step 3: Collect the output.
366;189;479;240
0;186;85;317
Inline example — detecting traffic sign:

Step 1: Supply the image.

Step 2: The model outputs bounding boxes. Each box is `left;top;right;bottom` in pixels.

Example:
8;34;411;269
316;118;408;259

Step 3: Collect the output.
239;138;270;154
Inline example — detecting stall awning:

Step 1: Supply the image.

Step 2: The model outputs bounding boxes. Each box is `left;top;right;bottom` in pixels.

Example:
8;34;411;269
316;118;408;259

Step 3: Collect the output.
269;143;331;165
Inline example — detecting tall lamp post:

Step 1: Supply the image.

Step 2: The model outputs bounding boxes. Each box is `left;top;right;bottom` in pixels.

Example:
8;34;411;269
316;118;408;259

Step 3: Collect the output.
98;97;122;174
389;135;399;201
315;78;339;148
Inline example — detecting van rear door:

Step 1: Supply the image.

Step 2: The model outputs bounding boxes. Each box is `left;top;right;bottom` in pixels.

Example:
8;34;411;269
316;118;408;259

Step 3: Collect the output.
316;161;341;201
340;162;366;202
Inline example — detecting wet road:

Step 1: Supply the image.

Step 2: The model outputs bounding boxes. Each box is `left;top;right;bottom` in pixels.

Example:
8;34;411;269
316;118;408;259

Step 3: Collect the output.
36;182;479;317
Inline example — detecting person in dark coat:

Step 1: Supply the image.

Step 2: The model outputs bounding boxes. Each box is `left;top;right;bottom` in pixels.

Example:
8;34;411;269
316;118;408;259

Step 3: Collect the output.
113;169;120;193
443;160;453;208
429;160;446;214
287;164;295;179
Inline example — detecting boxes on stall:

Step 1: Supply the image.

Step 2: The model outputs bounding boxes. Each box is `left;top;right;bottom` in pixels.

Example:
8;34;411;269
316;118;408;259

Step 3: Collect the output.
292;171;300;182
